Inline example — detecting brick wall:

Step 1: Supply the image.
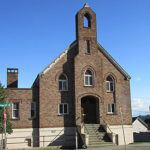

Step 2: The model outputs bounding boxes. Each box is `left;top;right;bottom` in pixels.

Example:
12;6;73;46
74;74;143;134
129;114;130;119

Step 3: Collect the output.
5;5;132;129
6;88;37;128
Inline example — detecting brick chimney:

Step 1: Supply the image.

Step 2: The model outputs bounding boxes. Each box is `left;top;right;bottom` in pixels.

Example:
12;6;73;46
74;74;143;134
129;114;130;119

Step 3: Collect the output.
7;68;18;88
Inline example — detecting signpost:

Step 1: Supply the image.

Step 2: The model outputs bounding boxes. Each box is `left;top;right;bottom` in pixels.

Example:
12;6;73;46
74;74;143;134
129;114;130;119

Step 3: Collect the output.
0;104;11;107
0;103;11;150
120;107;127;150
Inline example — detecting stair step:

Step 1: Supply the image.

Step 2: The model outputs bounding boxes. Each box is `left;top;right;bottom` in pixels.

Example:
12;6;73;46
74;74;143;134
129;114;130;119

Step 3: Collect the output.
88;143;114;148
86;131;105;134
89;141;111;144
89;138;104;141
84;124;112;147
89;140;105;143
86;133;105;136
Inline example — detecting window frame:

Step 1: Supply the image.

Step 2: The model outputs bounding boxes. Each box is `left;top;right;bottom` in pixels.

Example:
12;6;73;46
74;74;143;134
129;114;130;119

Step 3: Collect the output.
107;103;115;114
86;40;90;54
59;74;68;91
58;103;69;115
30;102;36;119
106;76;114;92
12;102;20;119
84;69;94;86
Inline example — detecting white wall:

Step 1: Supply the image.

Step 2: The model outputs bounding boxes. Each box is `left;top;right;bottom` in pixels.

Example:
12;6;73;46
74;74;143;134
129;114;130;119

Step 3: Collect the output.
0;127;76;149
133;119;148;133
1;128;37;149
39;127;76;147
109;125;133;145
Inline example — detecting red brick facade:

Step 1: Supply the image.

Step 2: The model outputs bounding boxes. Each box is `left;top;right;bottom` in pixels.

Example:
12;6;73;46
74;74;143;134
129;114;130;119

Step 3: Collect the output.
5;4;132;130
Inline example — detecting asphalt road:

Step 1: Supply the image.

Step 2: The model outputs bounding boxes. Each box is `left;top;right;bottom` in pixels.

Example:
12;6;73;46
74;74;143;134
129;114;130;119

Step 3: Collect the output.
81;144;150;150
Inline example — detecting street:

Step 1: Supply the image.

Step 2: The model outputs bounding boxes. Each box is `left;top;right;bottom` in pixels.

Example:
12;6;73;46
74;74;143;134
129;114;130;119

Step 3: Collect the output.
81;144;150;150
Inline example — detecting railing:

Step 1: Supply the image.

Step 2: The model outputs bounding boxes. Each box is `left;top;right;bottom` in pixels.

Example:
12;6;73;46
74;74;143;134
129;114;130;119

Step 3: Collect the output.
100;116;118;144
76;126;87;149
81;122;89;135
75;117;87;149
100;116;113;133
5;131;76;149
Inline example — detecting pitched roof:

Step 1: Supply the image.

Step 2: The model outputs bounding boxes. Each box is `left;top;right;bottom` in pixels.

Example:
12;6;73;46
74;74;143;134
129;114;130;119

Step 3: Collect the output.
39;40;77;75
38;41;131;80
133;117;148;128
97;43;131;80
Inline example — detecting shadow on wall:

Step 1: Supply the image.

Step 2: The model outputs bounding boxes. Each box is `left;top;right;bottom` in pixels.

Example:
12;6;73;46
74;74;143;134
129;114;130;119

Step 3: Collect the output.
49;44;78;148
32;78;40;147
134;132;150;142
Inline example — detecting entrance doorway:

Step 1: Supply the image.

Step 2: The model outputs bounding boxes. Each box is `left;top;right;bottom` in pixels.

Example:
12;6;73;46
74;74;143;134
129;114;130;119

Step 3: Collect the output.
81;96;99;124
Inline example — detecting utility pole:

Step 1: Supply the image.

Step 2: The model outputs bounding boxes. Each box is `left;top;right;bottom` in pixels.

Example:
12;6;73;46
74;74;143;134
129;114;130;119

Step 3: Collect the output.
120;107;127;150
0;103;11;150
1;127;3;150
4;107;7;150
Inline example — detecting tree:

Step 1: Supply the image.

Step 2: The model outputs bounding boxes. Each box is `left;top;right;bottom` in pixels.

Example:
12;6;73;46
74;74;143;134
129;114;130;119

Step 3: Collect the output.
0;82;13;134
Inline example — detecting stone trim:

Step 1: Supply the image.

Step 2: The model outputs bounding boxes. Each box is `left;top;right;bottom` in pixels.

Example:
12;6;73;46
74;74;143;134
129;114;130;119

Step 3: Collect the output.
97;43;131;80
40;40;77;75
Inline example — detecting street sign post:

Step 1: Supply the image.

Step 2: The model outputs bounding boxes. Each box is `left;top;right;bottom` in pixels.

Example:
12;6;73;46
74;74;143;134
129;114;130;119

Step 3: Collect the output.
0;104;11;107
0;103;11;150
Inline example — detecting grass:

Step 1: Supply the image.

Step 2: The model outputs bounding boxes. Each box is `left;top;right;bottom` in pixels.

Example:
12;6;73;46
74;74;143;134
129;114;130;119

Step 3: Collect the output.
29;147;76;150
133;142;150;144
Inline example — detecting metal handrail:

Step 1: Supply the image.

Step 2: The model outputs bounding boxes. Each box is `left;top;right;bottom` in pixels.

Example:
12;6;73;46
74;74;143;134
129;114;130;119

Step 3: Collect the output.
50;128;64;144
100;116;114;135
75;117;87;148
81;122;89;135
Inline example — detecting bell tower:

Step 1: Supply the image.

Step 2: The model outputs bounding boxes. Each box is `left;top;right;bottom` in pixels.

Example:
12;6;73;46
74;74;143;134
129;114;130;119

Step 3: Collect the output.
76;3;97;55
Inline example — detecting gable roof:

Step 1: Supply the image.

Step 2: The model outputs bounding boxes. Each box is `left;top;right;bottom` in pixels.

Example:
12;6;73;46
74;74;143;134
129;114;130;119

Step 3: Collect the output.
39;40;77;76
97;43;131;80
38;41;131;80
133;117;148;128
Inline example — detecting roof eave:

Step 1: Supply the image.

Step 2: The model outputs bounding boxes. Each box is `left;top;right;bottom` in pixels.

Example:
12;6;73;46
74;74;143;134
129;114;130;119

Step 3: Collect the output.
97;43;131;80
39;40;77;76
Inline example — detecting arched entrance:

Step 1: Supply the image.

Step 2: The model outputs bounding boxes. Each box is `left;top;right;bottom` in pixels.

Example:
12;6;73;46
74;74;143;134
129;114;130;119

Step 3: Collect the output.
81;96;99;124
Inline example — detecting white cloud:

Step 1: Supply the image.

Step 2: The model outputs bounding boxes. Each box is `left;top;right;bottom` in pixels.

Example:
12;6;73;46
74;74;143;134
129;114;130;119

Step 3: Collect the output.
131;98;150;116
134;77;141;81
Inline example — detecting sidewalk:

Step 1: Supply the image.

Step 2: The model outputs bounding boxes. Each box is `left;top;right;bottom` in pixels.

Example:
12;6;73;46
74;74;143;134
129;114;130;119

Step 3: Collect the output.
82;144;150;150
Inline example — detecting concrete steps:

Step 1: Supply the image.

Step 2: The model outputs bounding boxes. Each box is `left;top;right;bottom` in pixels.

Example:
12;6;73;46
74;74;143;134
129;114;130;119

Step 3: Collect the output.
84;124;114;148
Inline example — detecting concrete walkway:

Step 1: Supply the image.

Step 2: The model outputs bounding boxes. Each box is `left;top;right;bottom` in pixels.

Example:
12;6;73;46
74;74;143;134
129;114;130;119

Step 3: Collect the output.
80;144;150;150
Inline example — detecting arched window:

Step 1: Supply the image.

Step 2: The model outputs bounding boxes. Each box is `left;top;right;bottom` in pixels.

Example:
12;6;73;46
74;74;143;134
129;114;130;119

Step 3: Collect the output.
84;69;94;86
59;74;68;91
84;14;91;27
106;76;114;92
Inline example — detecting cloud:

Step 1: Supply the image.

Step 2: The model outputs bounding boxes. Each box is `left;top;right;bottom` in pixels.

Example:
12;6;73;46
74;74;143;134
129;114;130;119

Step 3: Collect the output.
131;98;150;116
134;77;141;81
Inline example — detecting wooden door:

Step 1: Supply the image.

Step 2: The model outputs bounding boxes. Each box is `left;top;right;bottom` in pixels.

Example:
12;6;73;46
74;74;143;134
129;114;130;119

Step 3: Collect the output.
81;98;96;123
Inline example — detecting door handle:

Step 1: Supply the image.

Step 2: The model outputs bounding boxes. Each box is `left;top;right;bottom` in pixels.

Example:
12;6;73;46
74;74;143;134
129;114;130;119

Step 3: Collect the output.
82;114;86;116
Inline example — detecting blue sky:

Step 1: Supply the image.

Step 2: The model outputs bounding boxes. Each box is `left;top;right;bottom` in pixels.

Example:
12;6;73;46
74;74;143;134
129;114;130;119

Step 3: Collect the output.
0;0;150;117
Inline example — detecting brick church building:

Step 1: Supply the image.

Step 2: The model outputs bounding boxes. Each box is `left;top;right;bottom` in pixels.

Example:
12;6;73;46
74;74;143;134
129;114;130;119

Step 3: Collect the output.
4;3;133;149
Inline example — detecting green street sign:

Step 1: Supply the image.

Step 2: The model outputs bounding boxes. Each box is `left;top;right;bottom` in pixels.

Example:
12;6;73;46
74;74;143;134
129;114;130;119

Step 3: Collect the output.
0;104;11;107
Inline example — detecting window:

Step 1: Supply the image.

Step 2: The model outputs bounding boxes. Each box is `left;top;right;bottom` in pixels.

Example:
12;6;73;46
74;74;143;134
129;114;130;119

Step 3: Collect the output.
12;103;19;119
84;14;91;27
106;76;114;92
84;69;94;86
59;74;68;91
58;103;69;115
108;103;115;114
30;102;36;119
86;40;90;53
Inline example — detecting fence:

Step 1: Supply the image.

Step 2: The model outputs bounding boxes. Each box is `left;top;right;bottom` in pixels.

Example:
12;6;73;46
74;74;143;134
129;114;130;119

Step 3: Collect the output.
1;133;77;149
